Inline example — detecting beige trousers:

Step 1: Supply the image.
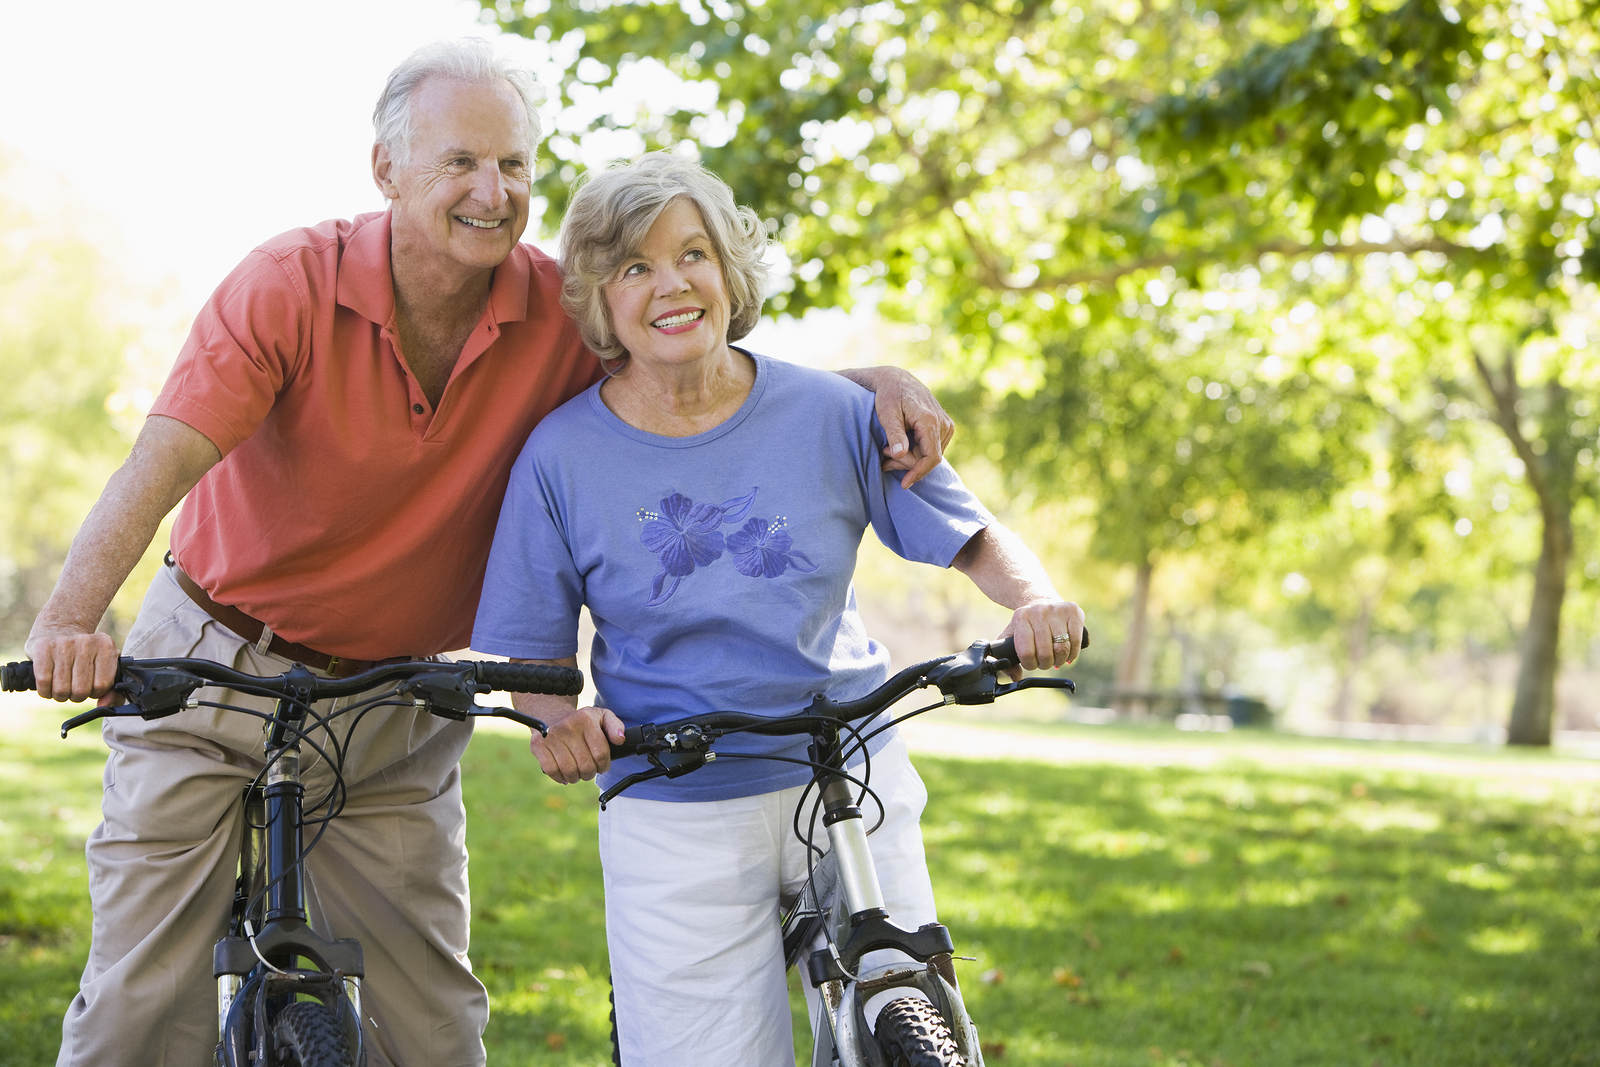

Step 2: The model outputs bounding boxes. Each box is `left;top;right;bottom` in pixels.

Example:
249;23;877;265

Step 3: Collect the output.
56;567;487;1067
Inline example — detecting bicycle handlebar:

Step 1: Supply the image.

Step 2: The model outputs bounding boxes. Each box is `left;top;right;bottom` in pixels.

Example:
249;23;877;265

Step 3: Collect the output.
1;657;583;737
609;628;1087;761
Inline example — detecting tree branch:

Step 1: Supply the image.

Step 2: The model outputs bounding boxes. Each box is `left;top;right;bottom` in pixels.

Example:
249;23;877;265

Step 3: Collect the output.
1471;345;1557;525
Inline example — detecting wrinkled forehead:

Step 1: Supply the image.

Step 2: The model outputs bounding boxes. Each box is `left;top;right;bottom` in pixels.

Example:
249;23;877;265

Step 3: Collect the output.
410;76;531;153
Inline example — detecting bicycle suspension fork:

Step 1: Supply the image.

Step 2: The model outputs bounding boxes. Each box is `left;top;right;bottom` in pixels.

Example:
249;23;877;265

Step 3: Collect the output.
216;691;364;1038
811;727;888;924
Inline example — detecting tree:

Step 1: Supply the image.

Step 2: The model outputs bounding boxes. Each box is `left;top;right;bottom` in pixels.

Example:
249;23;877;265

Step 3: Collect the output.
1127;0;1600;743
0;146;146;650
489;0;1600;743
494;0;1384;703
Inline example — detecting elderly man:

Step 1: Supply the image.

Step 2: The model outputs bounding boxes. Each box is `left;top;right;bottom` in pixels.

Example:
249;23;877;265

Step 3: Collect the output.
26;39;951;1067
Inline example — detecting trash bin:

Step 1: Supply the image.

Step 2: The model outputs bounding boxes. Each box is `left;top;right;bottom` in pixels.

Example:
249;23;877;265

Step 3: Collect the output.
1226;695;1272;728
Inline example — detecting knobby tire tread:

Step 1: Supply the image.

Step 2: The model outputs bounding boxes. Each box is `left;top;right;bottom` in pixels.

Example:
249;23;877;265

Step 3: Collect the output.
874;997;966;1067
272;1000;355;1067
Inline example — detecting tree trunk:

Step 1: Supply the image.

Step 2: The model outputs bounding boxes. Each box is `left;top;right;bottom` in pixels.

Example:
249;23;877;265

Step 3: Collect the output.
1113;560;1153;715
1471;349;1578;749
1507;511;1572;745
1329;598;1373;723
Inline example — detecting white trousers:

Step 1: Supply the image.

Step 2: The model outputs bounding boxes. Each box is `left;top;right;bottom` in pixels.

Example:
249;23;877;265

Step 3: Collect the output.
57;566;486;1067
600;735;937;1067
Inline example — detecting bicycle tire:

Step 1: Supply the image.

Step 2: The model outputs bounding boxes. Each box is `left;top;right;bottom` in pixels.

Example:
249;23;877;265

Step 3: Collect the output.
874;997;966;1067
271;1000;356;1067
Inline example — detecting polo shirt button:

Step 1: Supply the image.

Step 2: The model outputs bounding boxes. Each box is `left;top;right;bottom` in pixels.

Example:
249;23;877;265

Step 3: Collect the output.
412;403;424;414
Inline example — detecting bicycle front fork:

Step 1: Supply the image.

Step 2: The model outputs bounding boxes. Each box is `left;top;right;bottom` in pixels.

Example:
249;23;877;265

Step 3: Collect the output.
807;737;985;1066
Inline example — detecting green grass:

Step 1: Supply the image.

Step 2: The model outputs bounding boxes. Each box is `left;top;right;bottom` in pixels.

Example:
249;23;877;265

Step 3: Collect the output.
3;706;1598;1066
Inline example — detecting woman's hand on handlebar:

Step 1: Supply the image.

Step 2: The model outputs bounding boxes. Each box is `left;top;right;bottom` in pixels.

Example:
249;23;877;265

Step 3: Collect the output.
528;701;627;785
1000;599;1086;677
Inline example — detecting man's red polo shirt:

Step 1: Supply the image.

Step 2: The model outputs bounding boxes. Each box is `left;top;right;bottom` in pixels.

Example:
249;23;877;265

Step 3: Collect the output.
152;211;602;659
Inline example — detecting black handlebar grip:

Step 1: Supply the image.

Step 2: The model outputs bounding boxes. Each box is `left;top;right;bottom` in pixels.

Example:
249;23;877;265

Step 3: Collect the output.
989;626;1090;667
610;725;645;759
472;661;584;696
2;661;36;692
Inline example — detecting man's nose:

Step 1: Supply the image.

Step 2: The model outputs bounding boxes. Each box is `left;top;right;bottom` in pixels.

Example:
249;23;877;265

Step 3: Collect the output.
472;163;509;208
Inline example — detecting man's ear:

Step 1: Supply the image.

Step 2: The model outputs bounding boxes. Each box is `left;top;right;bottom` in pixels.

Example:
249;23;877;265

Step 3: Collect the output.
373;142;399;200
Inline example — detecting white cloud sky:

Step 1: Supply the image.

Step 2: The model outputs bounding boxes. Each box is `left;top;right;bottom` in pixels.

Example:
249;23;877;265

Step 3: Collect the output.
0;0;875;367
0;0;495;306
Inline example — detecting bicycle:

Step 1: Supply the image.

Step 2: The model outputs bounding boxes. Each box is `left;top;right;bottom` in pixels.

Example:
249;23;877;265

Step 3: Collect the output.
600;631;1086;1067
1;655;583;1067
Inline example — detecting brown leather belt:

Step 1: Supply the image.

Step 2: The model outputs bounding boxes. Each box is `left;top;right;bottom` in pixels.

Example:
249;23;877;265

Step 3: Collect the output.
167;556;394;678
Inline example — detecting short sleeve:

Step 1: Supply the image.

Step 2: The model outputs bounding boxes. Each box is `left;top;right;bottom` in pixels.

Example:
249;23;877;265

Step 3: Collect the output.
471;444;586;659
862;415;992;567
148;250;308;457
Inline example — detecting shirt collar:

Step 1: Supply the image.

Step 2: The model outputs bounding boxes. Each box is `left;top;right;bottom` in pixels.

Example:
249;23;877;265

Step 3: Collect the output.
336;210;532;327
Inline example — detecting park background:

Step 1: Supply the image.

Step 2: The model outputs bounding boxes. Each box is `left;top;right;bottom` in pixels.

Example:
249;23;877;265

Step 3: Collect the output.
2;0;1599;1063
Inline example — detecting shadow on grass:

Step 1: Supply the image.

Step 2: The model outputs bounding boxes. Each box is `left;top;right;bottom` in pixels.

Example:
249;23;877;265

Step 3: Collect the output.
919;758;1600;1067
3;724;1595;1067
467;733;1600;1067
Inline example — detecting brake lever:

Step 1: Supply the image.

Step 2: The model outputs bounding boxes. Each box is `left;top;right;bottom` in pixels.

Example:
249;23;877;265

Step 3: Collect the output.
598;766;672;809
598;739;717;809
993;677;1076;698
59;705;138;738
474;706;549;736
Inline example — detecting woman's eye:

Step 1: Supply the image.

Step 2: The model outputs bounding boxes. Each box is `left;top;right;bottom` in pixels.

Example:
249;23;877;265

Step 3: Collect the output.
623;263;647;277
685;249;705;261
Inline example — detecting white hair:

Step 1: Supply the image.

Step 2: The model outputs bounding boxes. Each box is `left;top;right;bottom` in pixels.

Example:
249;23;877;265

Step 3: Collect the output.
373;39;544;163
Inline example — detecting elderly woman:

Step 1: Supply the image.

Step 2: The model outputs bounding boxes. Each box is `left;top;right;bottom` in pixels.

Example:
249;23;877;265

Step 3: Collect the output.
471;153;1083;1064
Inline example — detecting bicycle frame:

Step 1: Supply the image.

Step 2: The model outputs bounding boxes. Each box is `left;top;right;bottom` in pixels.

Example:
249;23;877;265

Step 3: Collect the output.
1;654;580;1067
793;722;986;1067
214;690;366;1067
606;634;1087;1067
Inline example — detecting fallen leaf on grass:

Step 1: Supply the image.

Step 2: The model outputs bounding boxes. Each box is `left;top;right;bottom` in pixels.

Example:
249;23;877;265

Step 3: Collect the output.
980;1040;1006;1058
1148;1047;1163;1060
1351;782;1368;797
1166;946;1185;964
1413;1004;1430;1018
544;794;566;810
1053;966;1083;987
1404;926;1438;944
1240;960;1273;978
1082;925;1102;950
980;968;1005;985
545;1033;567;1051
1333;893;1350;907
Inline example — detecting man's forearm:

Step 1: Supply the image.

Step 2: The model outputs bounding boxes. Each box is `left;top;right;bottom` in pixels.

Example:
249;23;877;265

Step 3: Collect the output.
31;417;220;641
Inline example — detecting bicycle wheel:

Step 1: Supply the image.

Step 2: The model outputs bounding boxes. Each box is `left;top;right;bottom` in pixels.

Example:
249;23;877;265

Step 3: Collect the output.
271;1000;356;1067
874;997;966;1067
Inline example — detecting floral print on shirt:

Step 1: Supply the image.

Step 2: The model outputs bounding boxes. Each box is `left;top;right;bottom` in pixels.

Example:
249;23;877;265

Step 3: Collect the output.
637;488;814;604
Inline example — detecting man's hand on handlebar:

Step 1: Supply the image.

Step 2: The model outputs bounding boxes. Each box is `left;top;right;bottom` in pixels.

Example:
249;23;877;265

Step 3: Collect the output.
999;599;1087;679
23;628;121;705
529;702;627;785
